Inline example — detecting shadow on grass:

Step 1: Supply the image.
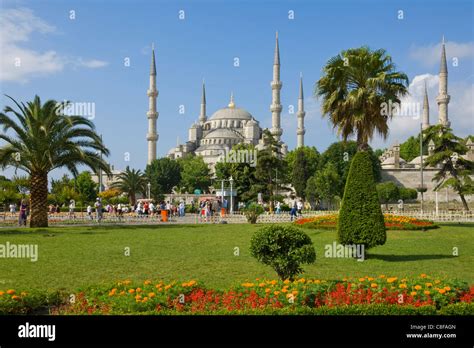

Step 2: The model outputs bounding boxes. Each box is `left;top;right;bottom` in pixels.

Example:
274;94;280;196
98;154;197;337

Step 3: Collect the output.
437;222;474;228
0;228;66;236
368;254;455;262
85;224;207;231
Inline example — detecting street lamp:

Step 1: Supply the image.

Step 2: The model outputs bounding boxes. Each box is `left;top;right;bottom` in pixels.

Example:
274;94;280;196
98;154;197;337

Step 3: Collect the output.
229;176;234;214
147;182;151;200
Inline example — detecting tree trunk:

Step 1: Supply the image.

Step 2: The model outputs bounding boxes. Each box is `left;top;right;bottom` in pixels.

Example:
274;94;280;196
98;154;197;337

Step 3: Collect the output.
30;171;49;227
460;194;469;211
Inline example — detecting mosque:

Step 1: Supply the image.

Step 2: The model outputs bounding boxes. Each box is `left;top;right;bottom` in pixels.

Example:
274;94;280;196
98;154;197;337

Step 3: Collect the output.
144;33;307;171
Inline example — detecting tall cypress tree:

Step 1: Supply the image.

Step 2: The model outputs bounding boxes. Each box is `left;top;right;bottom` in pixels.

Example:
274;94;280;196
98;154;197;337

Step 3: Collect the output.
292;148;309;199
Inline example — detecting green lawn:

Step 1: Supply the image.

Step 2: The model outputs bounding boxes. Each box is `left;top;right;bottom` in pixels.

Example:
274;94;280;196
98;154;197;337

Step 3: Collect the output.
0;223;472;292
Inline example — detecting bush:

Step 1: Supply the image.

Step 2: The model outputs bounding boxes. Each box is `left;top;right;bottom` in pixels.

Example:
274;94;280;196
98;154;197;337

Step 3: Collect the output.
438;303;474;315
399;187;418;201
243;202;265;224
338;151;386;249
376;182;399;207
249;225;316;280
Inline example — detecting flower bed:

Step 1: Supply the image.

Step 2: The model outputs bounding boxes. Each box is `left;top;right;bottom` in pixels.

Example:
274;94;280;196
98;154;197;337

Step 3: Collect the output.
1;275;463;315
295;214;438;230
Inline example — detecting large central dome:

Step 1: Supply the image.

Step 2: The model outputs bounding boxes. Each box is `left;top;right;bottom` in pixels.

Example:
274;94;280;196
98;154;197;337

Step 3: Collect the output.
208;93;253;121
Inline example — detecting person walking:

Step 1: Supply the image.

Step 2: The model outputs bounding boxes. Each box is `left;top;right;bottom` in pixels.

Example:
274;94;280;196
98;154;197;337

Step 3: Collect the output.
290;200;298;221
94;198;103;223
18;199;28;226
69;199;76;219
297;200;303;216
275;201;281;214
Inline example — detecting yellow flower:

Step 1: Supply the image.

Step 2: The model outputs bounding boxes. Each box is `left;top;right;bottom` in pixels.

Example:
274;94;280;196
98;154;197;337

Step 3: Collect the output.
359;278;365;282
241;283;254;288
144;280;152;285
148;292;156;298
274;291;280;295
259;283;266;287
298;278;305;283
135;294;142;300
136;287;142;293
314;280;321;284
379;275;386;278
399;284;407;289
367;277;374;281
0;291;4;296
119;291;125;296
371;283;378;288
21;292;27;296
424;291;431;295
410;291;417;296
283;279;290;284
270;280;277;285
401;279;407;283
281;288;288;293
155;284;162;289
434;280;441;284
265;288;271;293
438;289;446;294
292;290;298;295
420;274;427;278
123;280;131;285
188;280;196;286
444;286;451;291
6;289;15;295
414;285;422;290
142;297;149;302
387;277;398;283
307;280;313;284
128;289;135;294
164;285;172;290
425;282;433;287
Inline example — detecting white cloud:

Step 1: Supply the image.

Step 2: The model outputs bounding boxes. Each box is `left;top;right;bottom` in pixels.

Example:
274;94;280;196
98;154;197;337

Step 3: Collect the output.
74;58;109;69
371;74;474;149
0;7;108;83
409;40;474;68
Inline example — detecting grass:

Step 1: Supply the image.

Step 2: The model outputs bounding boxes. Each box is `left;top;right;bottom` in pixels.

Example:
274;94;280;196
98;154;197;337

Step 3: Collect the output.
0;223;472;292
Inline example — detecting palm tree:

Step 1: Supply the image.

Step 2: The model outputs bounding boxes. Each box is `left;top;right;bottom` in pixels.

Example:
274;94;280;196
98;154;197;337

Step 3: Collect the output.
110;166;146;206
0;95;110;227
423;125;474;211
316;47;409;151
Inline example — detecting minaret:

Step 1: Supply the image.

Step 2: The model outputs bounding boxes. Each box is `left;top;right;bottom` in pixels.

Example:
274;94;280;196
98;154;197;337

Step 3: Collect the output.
270;31;283;141
436;36;450;127
199;80;207;124
422;80;430;130
146;44;159;165
296;74;306;148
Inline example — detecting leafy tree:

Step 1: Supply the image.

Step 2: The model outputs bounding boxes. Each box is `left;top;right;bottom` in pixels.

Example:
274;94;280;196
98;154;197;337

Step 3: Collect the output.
242;202;265;224
0;176;21;212
178;155;211;193
252;130;287;211
74;171;98;205
0;95;110;227
318;141;381;198
110;166;146;205
250;225;316;280
338;152;386;250
316;47;408;151
145;157;181;200
291;148;309;199
305;176;320;209
423;125;474;211
376;182;400;209
286;146;320;182
400;134;427;162
215;143;257;202
314;163;340;210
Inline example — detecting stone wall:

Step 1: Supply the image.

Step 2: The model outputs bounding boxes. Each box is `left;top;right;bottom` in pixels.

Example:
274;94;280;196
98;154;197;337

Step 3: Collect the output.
381;168;473;202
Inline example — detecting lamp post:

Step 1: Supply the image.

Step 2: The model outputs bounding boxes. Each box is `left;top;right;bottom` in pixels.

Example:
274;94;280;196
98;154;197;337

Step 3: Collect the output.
229;176;234;214
420;123;424;216
147;182;151;200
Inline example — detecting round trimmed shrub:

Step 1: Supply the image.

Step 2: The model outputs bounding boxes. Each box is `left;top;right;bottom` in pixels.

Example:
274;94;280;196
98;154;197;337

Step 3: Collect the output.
338;151;386;249
250;225;316;280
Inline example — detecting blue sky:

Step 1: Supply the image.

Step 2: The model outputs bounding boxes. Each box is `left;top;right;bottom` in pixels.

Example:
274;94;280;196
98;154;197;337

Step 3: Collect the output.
1;0;473;179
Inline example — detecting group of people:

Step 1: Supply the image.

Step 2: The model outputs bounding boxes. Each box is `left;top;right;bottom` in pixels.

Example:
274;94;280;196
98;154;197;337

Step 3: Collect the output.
199;198;228;221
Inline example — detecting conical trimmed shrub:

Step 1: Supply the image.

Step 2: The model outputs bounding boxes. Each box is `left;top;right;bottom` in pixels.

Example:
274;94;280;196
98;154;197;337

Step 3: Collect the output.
338;151;386;249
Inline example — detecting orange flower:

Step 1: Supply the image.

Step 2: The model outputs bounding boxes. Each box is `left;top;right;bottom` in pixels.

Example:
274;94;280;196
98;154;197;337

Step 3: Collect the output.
410;291;417;296
420;274;427;278
292;290;298;295
358;278;365;282
136;287;142;293
444;286;451;291
155;284;162;289
281;288;288;293
259;283;266;287
425;282;433;287
438;289;446;294
424;291;431;295
144;280;152;285
128;289;135;294
283;280;290;284
387;277;398;283
0;291;4;296
11;295;21;301
135;294;142;301
379;275;386;278
367;277;374;281
414;285;422;290
164;285;172;290
371;283;378;288
6;289;15;295
241;283;254;288
274;291;280;295
399;284;407;289
148;292;156;298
